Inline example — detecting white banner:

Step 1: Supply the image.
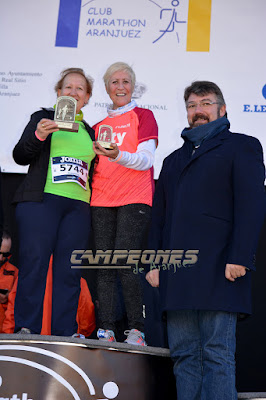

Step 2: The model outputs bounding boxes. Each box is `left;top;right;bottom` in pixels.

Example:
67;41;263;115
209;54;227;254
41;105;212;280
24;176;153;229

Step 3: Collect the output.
1;0;265;177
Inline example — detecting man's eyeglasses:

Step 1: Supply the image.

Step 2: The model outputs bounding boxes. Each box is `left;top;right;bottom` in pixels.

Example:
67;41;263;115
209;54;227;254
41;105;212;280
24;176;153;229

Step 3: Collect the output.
186;101;219;110
0;252;11;257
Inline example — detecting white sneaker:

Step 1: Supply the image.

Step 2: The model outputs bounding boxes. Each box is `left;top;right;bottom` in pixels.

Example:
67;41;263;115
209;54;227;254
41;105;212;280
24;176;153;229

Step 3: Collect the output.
16;328;32;334
97;328;116;342
124;329;147;346
72;333;85;339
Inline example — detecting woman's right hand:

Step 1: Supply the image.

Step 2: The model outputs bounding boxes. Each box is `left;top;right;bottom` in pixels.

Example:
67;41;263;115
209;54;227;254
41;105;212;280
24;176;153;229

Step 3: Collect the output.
93;141;119;159
36;119;59;140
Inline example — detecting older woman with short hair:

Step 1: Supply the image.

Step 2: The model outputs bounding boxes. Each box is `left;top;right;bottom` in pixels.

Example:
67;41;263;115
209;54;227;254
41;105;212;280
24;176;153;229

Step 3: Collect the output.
91;61;158;345
13;67;95;336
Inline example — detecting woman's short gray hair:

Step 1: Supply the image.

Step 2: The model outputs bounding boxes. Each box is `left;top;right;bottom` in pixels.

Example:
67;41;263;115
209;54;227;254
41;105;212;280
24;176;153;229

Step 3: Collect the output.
103;62;136;91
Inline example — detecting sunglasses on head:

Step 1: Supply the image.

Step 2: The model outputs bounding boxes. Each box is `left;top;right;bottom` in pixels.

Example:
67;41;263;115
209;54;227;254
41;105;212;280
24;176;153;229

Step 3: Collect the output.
0;252;11;257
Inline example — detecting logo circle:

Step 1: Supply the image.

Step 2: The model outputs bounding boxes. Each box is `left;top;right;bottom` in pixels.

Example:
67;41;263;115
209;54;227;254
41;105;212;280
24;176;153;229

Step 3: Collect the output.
103;381;119;399
262;84;266;100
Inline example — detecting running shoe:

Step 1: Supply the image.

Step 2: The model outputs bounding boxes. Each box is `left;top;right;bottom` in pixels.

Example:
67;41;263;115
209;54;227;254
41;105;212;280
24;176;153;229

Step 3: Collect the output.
124;329;147;346
97;329;116;342
72;333;85;339
16;328;31;334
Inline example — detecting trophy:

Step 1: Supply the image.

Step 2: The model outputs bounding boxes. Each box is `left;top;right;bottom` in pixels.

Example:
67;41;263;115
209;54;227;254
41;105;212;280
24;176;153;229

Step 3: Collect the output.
54;96;79;132
97;125;113;149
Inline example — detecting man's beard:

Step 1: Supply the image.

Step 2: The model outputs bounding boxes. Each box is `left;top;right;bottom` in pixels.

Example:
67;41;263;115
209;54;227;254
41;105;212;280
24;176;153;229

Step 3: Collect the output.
190;109;221;128
190;113;209;128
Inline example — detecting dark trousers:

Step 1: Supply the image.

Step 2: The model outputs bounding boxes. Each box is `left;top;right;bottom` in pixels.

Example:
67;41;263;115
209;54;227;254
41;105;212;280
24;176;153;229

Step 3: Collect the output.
91;204;151;333
15;193;91;336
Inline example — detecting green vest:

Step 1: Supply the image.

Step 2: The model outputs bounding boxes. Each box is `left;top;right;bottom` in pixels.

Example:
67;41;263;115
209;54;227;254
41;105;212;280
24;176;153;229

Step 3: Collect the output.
44;121;95;203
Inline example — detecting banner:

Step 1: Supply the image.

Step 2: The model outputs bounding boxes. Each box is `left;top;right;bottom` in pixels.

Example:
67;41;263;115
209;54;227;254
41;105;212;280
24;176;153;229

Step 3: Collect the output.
0;0;265;177
0;338;175;399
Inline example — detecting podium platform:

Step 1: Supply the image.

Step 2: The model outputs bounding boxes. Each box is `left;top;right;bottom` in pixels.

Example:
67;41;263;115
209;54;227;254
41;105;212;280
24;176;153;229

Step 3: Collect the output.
1;334;264;399
0;334;176;400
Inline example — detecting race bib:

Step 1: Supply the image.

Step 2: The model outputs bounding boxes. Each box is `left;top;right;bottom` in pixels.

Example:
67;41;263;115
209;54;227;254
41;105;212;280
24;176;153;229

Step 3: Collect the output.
51;156;88;190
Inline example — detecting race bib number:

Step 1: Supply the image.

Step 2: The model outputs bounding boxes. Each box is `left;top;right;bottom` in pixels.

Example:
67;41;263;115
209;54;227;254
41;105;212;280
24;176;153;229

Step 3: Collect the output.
51;156;88;190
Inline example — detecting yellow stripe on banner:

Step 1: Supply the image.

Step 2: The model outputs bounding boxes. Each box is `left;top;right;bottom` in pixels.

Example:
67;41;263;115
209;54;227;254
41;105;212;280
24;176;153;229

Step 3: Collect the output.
186;0;212;52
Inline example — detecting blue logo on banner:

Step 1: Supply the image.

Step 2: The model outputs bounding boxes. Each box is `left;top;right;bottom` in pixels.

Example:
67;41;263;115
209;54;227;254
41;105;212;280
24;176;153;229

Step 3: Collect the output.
262;84;266;100
55;0;82;47
55;0;187;46
243;84;266;113
149;0;186;44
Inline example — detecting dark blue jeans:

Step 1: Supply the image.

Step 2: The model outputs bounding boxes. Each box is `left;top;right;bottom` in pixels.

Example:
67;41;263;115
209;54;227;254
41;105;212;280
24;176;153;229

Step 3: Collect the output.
15;193;91;336
167;310;238;400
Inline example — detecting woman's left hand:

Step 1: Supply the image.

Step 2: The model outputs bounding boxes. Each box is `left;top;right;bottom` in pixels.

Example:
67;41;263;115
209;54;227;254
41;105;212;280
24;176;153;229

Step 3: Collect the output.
93;141;119;159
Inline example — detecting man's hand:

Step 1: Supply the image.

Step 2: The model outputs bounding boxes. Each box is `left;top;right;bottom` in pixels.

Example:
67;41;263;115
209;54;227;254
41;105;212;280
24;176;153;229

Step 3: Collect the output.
225;264;247;282
146;269;160;287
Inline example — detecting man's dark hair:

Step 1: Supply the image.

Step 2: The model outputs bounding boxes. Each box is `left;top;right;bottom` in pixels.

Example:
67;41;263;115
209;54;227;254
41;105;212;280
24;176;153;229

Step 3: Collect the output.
184;81;226;106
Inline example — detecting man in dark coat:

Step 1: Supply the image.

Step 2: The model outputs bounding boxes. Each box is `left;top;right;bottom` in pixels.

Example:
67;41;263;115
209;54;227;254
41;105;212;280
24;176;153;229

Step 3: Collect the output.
146;81;266;400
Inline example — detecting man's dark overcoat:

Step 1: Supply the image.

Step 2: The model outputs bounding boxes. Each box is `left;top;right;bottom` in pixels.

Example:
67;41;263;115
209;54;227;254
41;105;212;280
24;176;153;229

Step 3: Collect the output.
150;125;265;314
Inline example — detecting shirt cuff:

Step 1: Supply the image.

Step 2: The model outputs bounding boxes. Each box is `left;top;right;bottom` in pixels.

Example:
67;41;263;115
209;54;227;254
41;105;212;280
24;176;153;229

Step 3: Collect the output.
109;150;123;162
35;130;45;141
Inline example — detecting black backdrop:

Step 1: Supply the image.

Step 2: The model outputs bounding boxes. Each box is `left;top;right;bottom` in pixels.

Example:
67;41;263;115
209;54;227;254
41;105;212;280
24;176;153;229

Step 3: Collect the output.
1;172;266;392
